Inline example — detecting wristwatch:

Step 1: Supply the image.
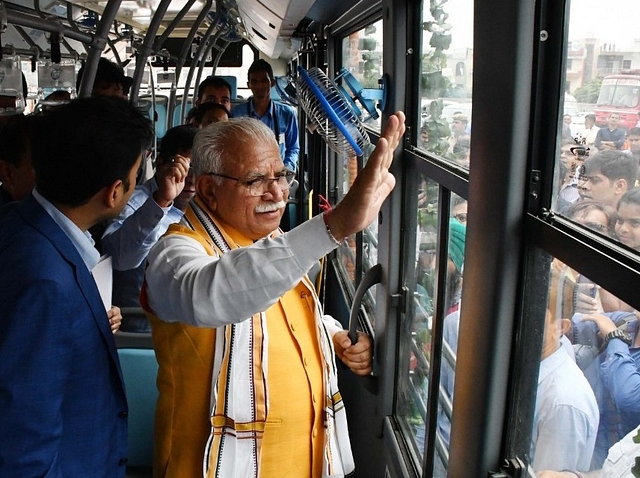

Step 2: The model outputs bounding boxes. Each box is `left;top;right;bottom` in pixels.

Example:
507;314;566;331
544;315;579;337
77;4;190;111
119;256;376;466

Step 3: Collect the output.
604;329;632;347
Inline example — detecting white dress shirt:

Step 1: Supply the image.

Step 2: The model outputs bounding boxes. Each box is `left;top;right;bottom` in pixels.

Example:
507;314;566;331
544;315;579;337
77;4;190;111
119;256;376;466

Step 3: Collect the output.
531;345;600;471
145;213;340;328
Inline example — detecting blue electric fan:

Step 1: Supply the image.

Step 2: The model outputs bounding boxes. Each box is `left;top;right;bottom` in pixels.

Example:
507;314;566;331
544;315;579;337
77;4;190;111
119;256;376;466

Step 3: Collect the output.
296;66;371;157
274;75;298;107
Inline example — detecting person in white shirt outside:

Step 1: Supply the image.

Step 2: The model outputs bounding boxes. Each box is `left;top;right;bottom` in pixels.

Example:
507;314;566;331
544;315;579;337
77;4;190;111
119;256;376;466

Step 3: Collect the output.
577;114;600;149
531;266;599;472
447;113;469;155
537;425;640;478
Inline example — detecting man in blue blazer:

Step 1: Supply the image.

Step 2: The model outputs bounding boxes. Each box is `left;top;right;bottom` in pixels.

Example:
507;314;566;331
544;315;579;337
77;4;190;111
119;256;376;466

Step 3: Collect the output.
0;97;155;476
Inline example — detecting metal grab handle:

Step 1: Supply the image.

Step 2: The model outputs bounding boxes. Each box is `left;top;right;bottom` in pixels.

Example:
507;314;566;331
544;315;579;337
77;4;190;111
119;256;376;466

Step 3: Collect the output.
348;264;382;344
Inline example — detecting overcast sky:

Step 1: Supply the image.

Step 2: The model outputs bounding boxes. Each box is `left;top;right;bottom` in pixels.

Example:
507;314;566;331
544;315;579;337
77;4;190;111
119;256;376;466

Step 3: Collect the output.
430;0;640;52
568;0;640;48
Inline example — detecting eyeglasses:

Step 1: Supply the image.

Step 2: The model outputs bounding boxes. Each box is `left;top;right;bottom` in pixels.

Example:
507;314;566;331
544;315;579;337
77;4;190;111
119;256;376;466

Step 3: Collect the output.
583;222;606;232
207;170;295;196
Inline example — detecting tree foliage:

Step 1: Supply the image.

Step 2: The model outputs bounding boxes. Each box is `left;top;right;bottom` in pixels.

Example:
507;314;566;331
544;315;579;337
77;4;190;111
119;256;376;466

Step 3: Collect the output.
574;77;602;104
423;99;451;155
421;0;452;156
421;0;452;98
632;428;640;477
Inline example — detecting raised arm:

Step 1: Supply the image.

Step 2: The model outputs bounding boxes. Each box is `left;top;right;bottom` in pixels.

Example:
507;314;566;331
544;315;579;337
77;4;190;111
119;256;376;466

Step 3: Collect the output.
324;111;406;241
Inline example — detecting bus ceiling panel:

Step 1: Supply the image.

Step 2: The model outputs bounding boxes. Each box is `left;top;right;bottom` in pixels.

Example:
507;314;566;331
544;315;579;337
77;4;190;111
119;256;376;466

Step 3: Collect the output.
327;0;381;36
235;0;314;60
1;32;86;61
4;8;94;51
7;0;210;37
1;0;343;62
304;0;371;26
2;21;49;56
2;0;213;58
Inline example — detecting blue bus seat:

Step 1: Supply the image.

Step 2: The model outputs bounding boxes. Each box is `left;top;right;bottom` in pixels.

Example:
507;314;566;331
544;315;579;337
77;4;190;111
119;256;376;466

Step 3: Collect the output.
133;99;152;122
139;94;168;139
229;98;245;114
173;95;193;127
115;328;157;469
155;96;168;139
216;75;238;100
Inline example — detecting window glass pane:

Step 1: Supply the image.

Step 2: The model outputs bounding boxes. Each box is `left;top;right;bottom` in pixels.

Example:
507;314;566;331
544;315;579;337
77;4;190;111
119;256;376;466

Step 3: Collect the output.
336;19;384;317
531;256;639;474
434;194;467;476
395;179;467;477
341;19;384;133
418;0;473;172
336;154;360;295
553;1;640;255
396;175;440;472
335;143;378;312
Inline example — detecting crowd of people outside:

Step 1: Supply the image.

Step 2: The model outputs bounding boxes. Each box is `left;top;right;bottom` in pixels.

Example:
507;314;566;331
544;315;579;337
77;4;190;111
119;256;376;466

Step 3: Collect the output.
409;102;640;477
530;108;640;476
419;109;471;168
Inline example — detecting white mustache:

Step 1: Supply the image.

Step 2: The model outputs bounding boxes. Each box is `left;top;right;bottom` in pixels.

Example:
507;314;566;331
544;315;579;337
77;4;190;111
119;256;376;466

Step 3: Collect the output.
255;200;287;213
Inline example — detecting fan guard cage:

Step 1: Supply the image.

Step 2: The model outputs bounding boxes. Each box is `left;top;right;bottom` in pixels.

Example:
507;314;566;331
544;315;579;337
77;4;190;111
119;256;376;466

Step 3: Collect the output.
296;66;370;157
275;76;298;107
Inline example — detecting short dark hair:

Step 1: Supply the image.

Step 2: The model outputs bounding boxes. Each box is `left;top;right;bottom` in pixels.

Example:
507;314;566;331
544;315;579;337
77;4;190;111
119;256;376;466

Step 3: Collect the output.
566;200;616;235
585;113;596;123
193;102;231;123
584;149;639;187
196;76;232;102
158;125;197;164
76;58;129;93
0;115;34;168
619;187;640;209
248;59;274;79
185;107;199;124
628;127;640;137
32;97;153;207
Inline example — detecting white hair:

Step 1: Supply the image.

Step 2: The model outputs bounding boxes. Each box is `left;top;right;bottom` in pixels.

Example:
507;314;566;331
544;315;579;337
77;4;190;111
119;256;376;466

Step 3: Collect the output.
191;117;277;179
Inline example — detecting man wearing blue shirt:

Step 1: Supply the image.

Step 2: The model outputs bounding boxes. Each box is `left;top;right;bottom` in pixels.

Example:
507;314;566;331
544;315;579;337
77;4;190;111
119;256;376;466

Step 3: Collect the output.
580;311;640;469
102;125;195;330
232;59;299;172
594;113;626;151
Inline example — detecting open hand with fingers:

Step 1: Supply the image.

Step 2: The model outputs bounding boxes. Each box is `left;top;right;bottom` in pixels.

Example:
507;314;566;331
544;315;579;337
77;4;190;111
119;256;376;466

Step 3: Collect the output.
324;111;406;240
